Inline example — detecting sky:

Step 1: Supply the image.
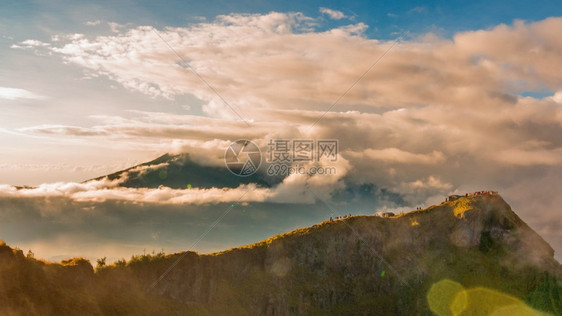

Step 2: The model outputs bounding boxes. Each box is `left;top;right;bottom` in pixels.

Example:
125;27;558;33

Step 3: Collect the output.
0;0;561;261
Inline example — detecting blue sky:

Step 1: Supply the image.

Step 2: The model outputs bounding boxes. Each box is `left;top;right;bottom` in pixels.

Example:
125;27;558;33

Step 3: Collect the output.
3;0;562;41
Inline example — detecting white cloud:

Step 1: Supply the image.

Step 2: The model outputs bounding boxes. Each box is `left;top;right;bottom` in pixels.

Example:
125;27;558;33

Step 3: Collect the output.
35;14;562;117
8;14;562;258
551;91;562;103
404;176;452;191
0;87;46;100
19;113;277;140
409;6;428;14
0;147;350;205
21;39;49;47
10;39;51;51
1;11;562;265
17;12;562;197
349;148;446;164
0;172;346;206
107;22;123;33
0;162;109;173
85;20;102;26
0;175;268;205
319;7;346;20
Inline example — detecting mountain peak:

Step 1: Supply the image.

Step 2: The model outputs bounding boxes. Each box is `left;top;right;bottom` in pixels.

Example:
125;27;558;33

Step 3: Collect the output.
90;152;277;189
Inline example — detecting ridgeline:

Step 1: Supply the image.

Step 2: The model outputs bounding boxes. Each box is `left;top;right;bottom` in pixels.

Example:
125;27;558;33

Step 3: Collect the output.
1;193;560;315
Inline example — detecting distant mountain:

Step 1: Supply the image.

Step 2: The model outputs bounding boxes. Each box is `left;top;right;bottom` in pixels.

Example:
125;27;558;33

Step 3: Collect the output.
0;193;560;315
91;153;280;189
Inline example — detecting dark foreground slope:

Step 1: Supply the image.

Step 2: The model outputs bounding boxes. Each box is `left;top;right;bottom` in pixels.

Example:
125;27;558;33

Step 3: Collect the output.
1;194;561;315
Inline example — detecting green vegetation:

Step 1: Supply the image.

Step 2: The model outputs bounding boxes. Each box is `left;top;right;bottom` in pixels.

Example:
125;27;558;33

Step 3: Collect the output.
527;273;562;315
479;231;494;253
0;194;561;315
0;241;194;315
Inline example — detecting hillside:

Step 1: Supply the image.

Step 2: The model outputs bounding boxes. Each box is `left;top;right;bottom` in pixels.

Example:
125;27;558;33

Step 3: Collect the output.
0;193;561;315
89;153;278;189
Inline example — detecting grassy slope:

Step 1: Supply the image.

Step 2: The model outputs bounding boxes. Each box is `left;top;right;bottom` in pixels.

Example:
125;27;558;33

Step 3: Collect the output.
0;194;561;315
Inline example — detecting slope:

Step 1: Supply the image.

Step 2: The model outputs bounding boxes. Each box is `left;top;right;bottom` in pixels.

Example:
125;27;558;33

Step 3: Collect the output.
89;153;279;189
0;193;560;315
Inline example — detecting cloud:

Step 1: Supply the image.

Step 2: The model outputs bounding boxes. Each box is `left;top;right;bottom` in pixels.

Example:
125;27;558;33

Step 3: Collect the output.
403;176;452;191
0;178;272;206
409;6;428;14
494;147;562;166
107;22;123;33
0;150;350;206
0;173;342;206
7;13;562;260
85;20;102;26
552;91;562;103
0;162;110;173
71;184;271;204
17;14;562;192
319;7;346;20
29;14;560;116
21;124;108;136
10;39;50;49
190;16;207;22
348;148;446;164
19;113;279;141
0;188;378;262
0;87;46;100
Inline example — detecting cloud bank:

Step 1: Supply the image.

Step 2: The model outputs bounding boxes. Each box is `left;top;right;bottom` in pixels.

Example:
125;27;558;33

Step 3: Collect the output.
7;12;562;260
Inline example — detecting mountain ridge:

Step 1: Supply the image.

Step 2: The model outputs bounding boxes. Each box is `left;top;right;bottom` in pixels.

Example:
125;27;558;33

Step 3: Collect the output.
87;153;278;189
139;192;561;315
0;193;560;315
